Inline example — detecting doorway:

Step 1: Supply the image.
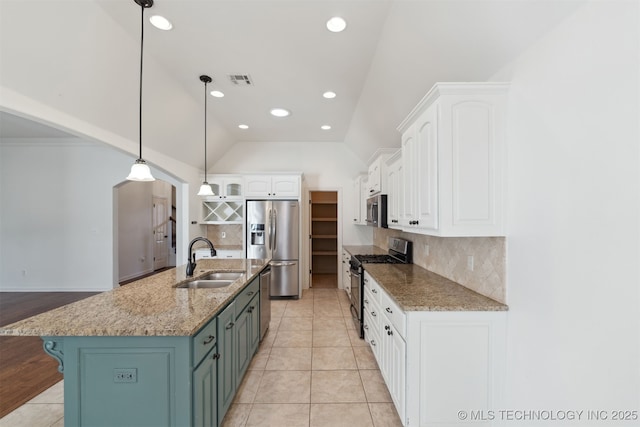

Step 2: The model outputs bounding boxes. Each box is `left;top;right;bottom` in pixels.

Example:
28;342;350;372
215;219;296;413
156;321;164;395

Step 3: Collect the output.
116;180;176;283
309;191;338;288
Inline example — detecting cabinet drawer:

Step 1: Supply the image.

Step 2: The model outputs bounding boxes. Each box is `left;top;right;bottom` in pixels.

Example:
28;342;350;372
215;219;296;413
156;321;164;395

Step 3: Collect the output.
380;290;406;338
363;272;381;305
193;317;217;365
363;288;381;331
235;278;259;314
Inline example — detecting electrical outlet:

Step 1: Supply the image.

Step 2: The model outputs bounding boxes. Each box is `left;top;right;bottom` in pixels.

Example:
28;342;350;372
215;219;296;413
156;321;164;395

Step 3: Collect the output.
114;368;137;383
467;255;474;271
221;232;226;239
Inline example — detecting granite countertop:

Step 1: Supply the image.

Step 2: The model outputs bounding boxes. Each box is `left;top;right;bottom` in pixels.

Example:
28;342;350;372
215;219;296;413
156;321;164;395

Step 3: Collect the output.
0;259;270;337
344;245;507;312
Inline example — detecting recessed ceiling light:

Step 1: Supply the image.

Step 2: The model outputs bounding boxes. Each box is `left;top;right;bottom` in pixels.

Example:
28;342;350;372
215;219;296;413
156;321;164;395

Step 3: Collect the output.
270;108;291;118
238;124;249;130
323;91;337;99
321;125;332;130
210;90;225;98
149;15;172;31
326;17;346;33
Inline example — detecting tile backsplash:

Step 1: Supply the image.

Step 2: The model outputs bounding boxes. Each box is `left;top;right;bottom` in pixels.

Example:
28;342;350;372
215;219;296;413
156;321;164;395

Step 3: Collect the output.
374;228;506;304
206;224;243;246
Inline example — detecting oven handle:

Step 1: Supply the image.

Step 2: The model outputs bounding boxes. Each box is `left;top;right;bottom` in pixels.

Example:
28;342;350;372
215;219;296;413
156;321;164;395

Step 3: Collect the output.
349;269;361;279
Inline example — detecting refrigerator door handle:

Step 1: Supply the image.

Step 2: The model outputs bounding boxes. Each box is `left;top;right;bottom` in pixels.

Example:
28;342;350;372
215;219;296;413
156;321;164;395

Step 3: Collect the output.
270;261;296;267
268;208;273;250
272;208;278;253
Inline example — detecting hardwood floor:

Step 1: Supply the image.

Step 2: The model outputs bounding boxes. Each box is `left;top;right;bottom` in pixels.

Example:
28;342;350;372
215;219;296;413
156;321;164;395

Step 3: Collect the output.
0;292;99;418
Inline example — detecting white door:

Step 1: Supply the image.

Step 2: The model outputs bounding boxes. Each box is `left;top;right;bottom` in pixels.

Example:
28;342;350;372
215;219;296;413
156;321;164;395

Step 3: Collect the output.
153;196;169;270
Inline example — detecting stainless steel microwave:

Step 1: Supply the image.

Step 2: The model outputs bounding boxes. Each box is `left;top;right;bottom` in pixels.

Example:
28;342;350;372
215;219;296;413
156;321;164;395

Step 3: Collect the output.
366;194;388;228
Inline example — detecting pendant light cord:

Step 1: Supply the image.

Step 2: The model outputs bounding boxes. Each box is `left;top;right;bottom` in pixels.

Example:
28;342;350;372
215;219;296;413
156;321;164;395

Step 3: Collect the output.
138;1;145;161
203;79;207;178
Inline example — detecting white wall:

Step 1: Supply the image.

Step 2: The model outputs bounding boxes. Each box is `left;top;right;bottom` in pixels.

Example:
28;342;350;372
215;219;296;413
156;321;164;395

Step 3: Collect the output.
493;1;639;419
0;139;184;291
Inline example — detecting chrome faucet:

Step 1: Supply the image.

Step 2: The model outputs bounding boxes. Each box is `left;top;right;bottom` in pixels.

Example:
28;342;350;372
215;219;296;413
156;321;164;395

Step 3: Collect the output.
186;237;216;277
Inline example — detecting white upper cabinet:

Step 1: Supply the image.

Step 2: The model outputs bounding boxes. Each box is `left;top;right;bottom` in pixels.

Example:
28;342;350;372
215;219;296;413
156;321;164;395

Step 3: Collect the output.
385;150;402;228
397;82;508;236
351;174;368;225
244;174;301;199
366;150;394;196
206;175;244;199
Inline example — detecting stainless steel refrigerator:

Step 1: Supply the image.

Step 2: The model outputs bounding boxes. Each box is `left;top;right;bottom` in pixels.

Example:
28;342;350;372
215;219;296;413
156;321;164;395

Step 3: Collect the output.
246;200;299;297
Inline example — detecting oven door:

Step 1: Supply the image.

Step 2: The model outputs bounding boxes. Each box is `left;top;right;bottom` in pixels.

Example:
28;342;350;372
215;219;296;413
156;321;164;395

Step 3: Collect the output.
349;266;363;337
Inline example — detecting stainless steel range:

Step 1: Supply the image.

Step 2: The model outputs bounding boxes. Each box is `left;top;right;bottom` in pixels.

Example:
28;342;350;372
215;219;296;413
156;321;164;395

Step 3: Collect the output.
349;237;412;338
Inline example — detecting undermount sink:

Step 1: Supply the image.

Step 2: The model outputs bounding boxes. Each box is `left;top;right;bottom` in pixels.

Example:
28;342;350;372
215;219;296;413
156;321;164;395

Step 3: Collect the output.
176;280;235;289
199;271;244;281
175;271;245;289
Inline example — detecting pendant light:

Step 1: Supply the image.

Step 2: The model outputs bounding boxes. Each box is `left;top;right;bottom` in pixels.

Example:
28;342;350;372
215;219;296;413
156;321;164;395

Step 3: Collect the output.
127;0;155;182
197;75;215;196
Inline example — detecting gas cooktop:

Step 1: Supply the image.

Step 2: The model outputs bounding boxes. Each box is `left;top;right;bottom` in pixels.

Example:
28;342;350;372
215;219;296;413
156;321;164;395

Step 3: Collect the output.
354;254;406;264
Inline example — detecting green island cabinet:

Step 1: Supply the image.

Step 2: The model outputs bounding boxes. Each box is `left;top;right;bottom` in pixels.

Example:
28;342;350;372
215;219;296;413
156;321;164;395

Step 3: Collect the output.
43;277;261;427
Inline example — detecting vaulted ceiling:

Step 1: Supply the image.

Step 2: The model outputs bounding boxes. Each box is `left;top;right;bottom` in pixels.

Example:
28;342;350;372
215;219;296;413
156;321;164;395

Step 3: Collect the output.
0;0;582;169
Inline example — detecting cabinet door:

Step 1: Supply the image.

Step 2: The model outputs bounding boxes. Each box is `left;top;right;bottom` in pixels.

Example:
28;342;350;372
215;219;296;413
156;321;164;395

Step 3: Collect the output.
414;104;438;230
244;176;272;197
352;178;361;224
193;349;217;427
216;302;236;422
400;127;415;226
271;176;299;198
223;177;244;198
387;323;406;423
235;306;251;383
248;296;260;355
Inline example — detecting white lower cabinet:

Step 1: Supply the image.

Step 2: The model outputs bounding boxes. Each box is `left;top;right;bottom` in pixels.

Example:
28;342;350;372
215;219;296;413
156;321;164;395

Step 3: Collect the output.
364;271;506;427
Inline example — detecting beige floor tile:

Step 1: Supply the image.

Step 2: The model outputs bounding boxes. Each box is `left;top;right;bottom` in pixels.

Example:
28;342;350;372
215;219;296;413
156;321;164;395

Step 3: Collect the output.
310;403;373;427
260;329;276;348
279;316;313;331
273;329;313;348
265;347;312;370
348;328;368;346
359;370;392;402
312;317;347;331
0;404;64;427
341;305;353;317
246;404;310;427
369;403;403;427
313;303;344;318
312;328;351;347
27;380;64;404
254;371;311;403
312;347;357;370
283;303;315;318
311;370;366;403
234;369;264;403
249;345;271;370
221;403;253;427
313;289;339;300
269;317;281;332
345;316;357;330
353;346;379;369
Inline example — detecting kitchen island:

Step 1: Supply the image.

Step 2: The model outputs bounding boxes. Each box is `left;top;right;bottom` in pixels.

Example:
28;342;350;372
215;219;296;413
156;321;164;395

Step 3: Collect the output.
0;258;270;427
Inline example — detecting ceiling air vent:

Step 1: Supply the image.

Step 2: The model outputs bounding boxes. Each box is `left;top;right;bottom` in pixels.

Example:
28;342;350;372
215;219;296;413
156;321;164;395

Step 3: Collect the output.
228;74;253;86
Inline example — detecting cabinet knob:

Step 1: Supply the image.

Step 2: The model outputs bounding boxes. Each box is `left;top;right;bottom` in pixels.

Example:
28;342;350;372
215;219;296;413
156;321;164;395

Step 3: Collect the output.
387;330;393;336
213;353;221;360
384;325;390;330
